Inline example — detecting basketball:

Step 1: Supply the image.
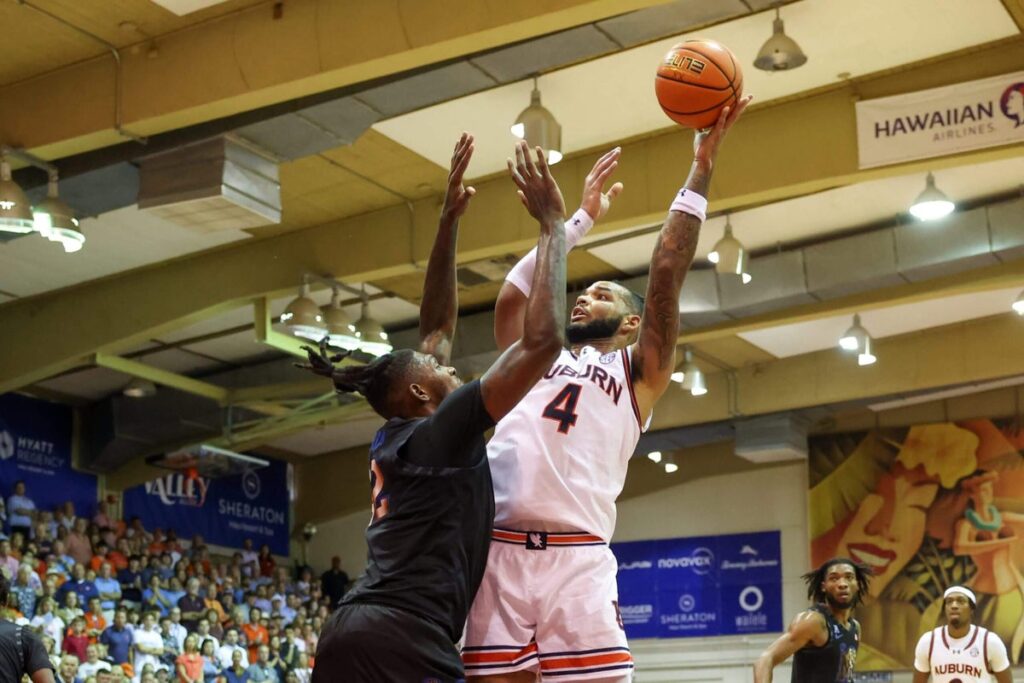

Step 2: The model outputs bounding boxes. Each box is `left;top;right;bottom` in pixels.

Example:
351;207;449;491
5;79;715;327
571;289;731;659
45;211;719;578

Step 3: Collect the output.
655;39;743;129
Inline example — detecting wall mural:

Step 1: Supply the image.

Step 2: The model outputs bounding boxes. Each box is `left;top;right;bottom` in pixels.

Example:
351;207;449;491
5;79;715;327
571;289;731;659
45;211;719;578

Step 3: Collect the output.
809;419;1024;671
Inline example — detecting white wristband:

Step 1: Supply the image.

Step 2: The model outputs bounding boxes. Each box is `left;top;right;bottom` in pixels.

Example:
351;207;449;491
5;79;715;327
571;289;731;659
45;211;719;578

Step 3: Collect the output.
670;188;708;223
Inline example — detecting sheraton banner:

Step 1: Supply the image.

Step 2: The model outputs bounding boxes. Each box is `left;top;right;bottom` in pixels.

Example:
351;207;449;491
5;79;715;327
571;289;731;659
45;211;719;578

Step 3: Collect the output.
612;530;782;640
809;420;1024;670
123;457;290;555
856;70;1024;168
0;393;97;523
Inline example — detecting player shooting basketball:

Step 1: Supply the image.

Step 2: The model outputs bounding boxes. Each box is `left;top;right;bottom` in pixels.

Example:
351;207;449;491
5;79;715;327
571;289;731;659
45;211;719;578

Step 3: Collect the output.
303;134;570;682
463;98;751;682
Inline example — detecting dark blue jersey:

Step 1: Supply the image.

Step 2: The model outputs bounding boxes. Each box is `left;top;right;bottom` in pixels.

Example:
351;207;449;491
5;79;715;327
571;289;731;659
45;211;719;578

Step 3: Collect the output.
341;380;495;642
792;605;860;683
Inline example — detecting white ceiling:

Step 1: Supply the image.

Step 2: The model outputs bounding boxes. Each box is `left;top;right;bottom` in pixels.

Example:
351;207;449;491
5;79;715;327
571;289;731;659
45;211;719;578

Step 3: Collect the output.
739;286;1024;359
375;0;1018;177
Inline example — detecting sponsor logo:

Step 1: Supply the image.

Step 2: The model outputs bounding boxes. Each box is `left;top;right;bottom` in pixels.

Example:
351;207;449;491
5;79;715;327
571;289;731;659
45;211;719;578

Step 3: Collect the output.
1000;82;1024;127
599;352;618;365
739;586;764;613
242;470;261;500
144;474;210;508
0;430;13;460
678;594;696;612
618;560;653;571
740;545;758;556
721;557;780;571
969;646;980;657
658;546;714;575
526;532;547;550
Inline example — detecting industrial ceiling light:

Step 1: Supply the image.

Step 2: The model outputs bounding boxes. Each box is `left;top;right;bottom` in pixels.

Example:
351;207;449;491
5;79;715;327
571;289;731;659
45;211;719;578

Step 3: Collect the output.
510;77;563;165
754;6;808;72
321;287;360;350
0;156;35;234
708;217;751;284
34;171;84;253
680;347;708;397
857;336;877;367
647;451;663;463
909;172;955;221
838;314;877;366
353;287;393;356
664;454;679;474
122;377;156;398
1013;290;1024;315
280;283;327;341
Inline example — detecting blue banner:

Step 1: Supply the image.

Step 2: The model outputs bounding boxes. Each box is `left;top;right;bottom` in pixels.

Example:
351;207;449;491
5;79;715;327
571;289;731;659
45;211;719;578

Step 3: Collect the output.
612;530;782;639
0;394;97;526
123;458;290;555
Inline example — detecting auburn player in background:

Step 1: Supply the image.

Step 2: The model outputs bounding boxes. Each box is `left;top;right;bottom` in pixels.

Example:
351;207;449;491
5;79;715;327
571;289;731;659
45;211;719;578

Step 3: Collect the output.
463;97;751;681
912;586;1012;683
302;135;570;682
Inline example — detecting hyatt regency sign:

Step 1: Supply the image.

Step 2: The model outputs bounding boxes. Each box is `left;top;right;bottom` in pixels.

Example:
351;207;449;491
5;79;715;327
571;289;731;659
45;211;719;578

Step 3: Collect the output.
856;70;1024;169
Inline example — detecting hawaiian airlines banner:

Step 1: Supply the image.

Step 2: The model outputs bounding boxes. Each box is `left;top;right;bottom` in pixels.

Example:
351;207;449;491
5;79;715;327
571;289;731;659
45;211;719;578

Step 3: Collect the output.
0;393;97;521
809;420;1024;670
612;530;782;640
856;70;1024;168
123;458;290;555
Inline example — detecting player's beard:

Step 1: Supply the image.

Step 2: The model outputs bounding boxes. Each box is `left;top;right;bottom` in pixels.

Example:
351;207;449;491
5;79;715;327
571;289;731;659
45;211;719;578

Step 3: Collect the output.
566;315;623;345
825;593;854;610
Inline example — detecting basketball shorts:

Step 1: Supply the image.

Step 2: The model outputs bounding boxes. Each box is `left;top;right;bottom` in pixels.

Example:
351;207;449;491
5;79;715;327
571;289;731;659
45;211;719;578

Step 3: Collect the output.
463;528;633;681
313;602;465;683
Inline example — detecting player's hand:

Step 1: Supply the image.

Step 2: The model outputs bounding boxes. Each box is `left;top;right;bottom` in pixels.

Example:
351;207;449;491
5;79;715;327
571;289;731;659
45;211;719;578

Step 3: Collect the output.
693;94;753;167
508;141;565;227
295;337;349;379
579;147;624;221
441;132;476;222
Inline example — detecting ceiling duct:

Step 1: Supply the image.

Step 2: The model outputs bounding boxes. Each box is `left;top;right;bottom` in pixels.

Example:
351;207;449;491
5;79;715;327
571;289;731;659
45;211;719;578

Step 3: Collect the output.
734;413;809;463
138;136;281;231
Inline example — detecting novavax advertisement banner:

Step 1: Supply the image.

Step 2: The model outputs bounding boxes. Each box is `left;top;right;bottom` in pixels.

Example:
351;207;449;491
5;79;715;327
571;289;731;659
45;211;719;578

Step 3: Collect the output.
0;393;97;522
612;530;782;639
123;458;290;555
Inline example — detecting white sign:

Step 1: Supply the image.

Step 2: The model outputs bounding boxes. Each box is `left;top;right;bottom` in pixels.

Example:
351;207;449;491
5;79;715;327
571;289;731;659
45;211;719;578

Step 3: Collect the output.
856;70;1024;168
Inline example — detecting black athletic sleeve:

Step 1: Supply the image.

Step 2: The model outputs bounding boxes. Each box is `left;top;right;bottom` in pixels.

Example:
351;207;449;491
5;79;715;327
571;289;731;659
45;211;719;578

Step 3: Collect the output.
400;380;495;468
22;629;53;675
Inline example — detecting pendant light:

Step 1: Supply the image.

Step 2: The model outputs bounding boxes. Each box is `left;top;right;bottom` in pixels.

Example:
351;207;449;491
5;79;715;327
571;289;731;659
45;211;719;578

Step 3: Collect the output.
0;156;35;234
838;314;877;366
280;283;327;341
708;217;751;284
1013;290;1024;315
909;172;955;221
754;6;808;71
353;287;392;356
664;454;679;474
34;171;84;253
321;286;360;350
680;347;707;397
510;77;563;165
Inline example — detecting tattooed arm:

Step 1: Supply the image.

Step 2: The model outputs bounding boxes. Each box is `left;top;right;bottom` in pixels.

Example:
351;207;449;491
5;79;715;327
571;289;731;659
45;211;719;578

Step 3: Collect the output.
631;97;751;420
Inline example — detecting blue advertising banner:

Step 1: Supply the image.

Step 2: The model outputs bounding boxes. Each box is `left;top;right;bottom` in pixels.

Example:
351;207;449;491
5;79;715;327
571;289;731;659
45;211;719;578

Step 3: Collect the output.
0;394;97;524
612;530;782;640
123;458;290;555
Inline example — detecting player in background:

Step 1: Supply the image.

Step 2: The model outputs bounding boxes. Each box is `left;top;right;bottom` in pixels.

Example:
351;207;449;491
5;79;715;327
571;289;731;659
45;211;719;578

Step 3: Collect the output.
463;97;751;682
304;135;569;682
912;586;1012;683
754;558;872;683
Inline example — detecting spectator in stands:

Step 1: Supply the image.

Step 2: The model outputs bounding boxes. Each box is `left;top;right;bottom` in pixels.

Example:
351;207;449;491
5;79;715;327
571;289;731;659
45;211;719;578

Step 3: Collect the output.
166;608;187;652
177;579;205;632
163;579;185;614
7;481;37;539
57;590;83;628
204;610;223;642
50;540;74;577
63;615;90;662
143;574;173;616
256;547;274;580
78;643;112;679
318;556;347;609
30;597;64;653
33;521;53;556
119;556;144;609
175;633;202;683
199;638;220;683
223;650;248;683
193;618;218;653
100;608;133;667
59;653;81;683
216;629;247;670
245;644;278;683
66;518;93;567
59;563;98;609
265;636;286;682
92;501;112;530
133;611;165;683
291;654;311;683
239;542;258;579
90;542;111;573
0;539;20;579
95;562;122;621
242;608;267;665
12;564;41;618
109;539;130;572
158;616;180;672
84;597;107;641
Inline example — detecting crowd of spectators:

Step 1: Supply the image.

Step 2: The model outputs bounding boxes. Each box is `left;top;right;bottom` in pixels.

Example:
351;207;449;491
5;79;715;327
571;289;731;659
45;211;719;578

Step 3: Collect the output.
0;481;352;683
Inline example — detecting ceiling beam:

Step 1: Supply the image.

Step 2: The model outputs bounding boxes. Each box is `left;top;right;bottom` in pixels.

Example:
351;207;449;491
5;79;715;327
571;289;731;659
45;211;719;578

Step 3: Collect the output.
2;38;1023;395
0;0;672;159
93;352;230;403
999;0;1024;31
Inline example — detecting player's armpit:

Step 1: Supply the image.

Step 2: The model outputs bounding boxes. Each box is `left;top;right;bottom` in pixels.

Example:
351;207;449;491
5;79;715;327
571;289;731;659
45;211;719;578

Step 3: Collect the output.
911;669;931;683
753;610;827;683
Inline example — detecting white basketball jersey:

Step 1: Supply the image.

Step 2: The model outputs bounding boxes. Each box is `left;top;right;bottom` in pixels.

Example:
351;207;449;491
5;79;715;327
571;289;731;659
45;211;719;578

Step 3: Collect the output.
915;626;1009;683
488;345;647;542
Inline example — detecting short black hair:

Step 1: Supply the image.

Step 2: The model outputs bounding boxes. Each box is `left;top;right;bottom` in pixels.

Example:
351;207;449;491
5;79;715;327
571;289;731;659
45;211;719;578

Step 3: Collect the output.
610;281;644;316
330;348;418;418
802;557;872;607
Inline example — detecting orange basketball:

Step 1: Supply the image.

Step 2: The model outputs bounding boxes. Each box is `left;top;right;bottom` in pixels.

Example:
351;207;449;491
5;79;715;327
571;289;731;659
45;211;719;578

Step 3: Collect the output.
655;39;743;129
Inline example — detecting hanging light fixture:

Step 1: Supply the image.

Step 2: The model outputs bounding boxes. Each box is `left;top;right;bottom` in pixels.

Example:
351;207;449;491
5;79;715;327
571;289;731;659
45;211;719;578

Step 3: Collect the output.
353;287;393;356
33;170;84;253
510;77;563;165
664;454;679;474
708;217;751;284
754;6;808;71
321;287;360;350
280;283;327;341
909;172;955;221
0;155;35;234
122;378;157;398
1013;290;1024;315
838;314;877;366
679;347;708;397
646;451;663;463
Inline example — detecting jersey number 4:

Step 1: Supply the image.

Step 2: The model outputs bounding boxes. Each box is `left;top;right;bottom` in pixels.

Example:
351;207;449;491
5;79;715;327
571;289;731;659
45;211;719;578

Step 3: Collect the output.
543;383;582;434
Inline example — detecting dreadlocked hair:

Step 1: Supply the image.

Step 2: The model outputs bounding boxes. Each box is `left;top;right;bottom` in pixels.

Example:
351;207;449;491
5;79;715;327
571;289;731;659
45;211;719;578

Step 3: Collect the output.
331;348;417;418
802;557;872;607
